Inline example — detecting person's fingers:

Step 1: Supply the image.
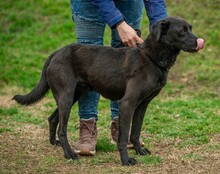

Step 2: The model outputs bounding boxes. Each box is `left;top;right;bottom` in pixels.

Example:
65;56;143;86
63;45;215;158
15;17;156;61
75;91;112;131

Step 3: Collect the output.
130;40;137;48
123;39;136;47
126;42;131;47
136;36;144;44
128;35;143;48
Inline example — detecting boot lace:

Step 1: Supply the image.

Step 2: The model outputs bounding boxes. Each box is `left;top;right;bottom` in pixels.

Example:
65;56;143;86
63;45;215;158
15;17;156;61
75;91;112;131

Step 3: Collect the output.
80;121;96;143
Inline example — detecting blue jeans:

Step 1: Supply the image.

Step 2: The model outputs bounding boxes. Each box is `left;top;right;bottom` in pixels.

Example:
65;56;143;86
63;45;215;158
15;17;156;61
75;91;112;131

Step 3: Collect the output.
71;0;144;120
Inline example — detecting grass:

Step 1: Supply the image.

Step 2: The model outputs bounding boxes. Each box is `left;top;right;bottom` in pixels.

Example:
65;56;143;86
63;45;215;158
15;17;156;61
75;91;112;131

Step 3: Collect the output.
1;0;220;173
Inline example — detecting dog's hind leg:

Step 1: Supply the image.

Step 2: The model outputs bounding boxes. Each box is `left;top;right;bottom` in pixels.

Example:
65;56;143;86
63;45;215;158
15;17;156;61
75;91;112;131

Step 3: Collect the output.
48;108;60;145
48;92;81;147
130;101;151;156
55;82;79;160
48;75;78;159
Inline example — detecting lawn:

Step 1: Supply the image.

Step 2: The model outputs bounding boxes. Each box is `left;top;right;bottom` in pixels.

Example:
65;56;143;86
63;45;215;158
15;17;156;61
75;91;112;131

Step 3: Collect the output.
0;0;220;173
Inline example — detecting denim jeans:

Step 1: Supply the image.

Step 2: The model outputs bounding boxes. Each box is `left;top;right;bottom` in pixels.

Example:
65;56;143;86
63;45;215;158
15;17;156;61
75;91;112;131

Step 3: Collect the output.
70;0;144;120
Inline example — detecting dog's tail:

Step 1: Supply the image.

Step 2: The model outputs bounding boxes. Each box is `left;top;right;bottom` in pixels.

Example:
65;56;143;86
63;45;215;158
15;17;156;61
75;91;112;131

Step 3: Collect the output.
12;53;54;105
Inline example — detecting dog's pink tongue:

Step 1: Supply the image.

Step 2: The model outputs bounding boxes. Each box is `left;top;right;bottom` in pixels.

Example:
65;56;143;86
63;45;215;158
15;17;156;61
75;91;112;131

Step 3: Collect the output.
196;38;205;50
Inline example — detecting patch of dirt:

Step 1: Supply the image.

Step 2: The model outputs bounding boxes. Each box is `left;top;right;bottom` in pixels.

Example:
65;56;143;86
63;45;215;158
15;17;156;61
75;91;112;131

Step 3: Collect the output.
1;93;220;174
1;121;219;174
150;134;220;174
0;95;14;108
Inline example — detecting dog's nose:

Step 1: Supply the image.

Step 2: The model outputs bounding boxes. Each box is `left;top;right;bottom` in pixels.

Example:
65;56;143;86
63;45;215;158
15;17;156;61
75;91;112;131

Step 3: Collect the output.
196;38;205;50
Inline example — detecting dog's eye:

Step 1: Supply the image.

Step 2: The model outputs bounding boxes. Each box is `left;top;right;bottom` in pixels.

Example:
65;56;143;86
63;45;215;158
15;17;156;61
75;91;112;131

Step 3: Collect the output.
189;25;192;31
180;27;187;34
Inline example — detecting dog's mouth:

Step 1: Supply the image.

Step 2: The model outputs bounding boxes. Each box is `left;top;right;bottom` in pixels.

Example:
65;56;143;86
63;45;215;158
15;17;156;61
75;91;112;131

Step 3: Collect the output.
196;38;205;50
183;49;198;53
183;38;205;53
182;47;198;53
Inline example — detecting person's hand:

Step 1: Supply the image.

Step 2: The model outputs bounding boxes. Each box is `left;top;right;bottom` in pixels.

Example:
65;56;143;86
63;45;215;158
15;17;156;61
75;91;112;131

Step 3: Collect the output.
116;21;143;47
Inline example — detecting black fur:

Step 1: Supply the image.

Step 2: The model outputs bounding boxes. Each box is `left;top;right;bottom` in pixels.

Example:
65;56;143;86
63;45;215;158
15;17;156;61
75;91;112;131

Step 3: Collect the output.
13;16;200;165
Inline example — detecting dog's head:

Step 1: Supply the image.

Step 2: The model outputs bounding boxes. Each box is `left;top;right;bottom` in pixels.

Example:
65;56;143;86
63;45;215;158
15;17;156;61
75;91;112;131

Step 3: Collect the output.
151;16;204;52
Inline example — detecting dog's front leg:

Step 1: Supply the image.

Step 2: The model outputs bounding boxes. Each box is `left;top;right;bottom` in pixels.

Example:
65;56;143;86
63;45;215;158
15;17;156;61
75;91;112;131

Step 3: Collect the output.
118;97;137;166
130;101;151;155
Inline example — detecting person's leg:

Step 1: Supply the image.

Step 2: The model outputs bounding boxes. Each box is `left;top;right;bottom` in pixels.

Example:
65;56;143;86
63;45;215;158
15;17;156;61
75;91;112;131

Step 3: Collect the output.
71;0;106;155
110;101;119;120
144;0;167;30
110;0;144;118
110;1;145;147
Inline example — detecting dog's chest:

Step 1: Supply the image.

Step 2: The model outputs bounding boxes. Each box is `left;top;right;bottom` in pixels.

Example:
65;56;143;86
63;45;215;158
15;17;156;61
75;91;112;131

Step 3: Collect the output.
152;71;168;94
158;72;168;87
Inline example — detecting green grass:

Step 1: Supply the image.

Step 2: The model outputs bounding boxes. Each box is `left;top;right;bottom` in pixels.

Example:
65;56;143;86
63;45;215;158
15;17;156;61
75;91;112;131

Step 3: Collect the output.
137;155;162;165
0;0;220;173
0;107;46;125
0;0;75;88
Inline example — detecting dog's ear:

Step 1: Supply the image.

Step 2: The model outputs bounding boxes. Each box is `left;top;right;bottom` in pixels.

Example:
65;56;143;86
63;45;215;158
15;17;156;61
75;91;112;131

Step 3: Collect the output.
151;20;170;41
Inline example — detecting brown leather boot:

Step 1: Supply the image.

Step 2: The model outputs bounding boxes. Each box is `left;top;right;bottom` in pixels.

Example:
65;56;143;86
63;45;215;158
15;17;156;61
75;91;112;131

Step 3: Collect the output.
74;118;97;155
110;117;119;144
110;117;145;148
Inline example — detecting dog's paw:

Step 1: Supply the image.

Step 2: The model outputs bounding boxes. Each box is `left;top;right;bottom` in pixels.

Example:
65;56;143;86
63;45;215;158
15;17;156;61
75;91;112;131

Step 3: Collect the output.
55;140;61;146
128;158;137;165
50;139;61;146
64;151;78;160
136;148;151;156
122;158;137;166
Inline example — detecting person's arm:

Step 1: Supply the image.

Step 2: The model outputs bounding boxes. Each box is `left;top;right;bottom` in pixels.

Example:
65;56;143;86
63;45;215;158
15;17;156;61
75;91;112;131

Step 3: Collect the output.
91;0;124;28
91;0;143;47
144;0;167;28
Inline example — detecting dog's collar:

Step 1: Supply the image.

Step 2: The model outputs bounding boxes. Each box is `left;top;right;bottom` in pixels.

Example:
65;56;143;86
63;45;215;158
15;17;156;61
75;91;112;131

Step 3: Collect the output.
138;44;169;71
148;55;169;71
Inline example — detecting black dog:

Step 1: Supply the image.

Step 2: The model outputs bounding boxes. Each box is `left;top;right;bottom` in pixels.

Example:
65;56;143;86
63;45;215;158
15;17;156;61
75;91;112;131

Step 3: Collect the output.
13;16;204;165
